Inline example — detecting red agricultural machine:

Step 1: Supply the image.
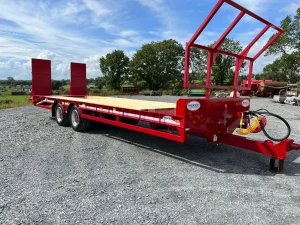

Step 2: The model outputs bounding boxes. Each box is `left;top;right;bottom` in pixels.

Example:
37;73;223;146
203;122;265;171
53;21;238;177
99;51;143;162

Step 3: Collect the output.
239;79;289;97
30;0;300;172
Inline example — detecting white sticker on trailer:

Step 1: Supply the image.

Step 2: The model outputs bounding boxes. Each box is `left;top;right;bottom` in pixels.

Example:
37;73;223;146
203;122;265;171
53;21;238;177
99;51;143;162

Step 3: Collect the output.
187;101;201;111
163;116;173;121
141;116;159;122
124;113;140;118
86;106;96;110
242;99;250;107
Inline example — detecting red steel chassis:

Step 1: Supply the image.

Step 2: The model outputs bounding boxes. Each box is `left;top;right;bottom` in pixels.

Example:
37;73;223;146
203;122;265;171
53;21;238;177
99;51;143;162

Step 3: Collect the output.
30;0;300;172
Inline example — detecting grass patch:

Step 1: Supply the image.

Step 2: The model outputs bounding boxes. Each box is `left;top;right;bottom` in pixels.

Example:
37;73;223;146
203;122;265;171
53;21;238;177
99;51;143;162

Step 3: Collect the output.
0;101;32;109
0;95;32;109
0;95;30;102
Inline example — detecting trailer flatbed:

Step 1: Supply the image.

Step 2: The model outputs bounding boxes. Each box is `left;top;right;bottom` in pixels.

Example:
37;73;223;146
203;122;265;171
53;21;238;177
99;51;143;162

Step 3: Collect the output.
44;96;176;111
29;0;300;172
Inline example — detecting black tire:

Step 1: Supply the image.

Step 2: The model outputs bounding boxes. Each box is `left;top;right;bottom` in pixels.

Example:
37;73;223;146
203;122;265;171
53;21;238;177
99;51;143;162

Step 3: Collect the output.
55;103;69;126
279;89;286;97
69;105;92;132
278;89;287;104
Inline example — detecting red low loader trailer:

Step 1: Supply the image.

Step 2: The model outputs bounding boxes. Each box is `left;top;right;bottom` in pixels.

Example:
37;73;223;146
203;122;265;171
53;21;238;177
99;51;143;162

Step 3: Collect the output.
30;0;300;172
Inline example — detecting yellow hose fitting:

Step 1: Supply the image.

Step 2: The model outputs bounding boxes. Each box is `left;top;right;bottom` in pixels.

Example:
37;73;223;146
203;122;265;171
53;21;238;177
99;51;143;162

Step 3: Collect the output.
239;113;244;128
236;116;261;135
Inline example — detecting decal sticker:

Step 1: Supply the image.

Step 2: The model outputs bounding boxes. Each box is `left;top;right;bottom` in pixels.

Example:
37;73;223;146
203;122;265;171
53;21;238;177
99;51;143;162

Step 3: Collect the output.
242;99;250;107
163;116;173;121
187;101;201;111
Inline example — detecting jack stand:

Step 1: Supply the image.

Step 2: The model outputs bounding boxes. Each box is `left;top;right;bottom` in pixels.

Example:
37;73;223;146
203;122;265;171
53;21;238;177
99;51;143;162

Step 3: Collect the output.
269;158;284;172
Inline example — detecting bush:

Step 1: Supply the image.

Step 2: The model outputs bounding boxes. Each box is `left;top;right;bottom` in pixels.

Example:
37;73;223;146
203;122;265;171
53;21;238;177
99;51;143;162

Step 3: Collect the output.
163;90;172;95
87;89;101;95
87;89;124;96
101;90;123;96
11;91;28;95
0;99;13;104
57;87;69;95
181;89;189;95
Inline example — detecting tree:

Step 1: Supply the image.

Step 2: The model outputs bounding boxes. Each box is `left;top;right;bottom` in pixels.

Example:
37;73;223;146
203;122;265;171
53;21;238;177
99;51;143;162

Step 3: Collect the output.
213;38;246;85
52;80;64;90
189;48;207;84
7;77;15;86
262;8;300;83
100;50;130;90
262;52;300;82
264;8;300;83
94;76;106;89
129;39;184;90
186;38;245;86
265;8;300;56
87;78;95;85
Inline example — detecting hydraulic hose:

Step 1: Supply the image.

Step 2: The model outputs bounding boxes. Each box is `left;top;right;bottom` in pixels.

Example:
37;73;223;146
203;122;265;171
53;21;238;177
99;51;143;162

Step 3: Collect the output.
244;109;291;141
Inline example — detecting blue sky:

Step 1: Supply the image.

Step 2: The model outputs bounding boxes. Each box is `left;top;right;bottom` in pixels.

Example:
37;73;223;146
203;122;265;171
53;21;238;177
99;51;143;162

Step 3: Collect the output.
0;0;299;80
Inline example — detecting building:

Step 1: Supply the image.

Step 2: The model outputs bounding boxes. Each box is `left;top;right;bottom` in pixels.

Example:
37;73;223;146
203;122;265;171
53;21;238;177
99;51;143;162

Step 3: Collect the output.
23;85;32;93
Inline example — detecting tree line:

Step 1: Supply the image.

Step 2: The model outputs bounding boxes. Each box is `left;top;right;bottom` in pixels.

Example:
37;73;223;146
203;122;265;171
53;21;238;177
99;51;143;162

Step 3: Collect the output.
258;8;300;83
99;38;248;91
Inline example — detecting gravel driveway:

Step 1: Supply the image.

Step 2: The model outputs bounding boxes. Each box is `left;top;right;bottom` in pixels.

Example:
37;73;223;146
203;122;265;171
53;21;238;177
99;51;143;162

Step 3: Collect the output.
1;96;300;225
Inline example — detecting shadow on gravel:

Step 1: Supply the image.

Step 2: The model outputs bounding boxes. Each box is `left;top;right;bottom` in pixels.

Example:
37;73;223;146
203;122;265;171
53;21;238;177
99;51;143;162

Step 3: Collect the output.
85;121;300;177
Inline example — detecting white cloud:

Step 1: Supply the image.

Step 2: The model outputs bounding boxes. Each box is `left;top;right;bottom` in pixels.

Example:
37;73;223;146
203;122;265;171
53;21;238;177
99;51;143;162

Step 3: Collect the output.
120;30;139;37
0;59;31;80
228;0;268;14
125;50;137;59
113;38;141;48
148;31;160;36
237;29;281;74
83;54;103;78
82;0;111;16
136;0;190;43
0;0;135;79
37;51;60;61
280;3;300;14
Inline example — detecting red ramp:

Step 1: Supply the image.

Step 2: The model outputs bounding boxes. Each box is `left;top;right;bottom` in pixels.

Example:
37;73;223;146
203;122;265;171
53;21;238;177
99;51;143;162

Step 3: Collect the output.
70;62;86;96
31;58;52;96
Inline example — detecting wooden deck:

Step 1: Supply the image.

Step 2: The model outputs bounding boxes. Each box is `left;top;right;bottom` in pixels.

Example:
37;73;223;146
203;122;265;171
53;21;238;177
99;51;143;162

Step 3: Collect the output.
46;96;176;111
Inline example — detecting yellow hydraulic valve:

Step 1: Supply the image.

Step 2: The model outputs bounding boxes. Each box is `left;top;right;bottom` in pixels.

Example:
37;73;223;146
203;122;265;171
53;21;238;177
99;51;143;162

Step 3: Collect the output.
236;115;261;135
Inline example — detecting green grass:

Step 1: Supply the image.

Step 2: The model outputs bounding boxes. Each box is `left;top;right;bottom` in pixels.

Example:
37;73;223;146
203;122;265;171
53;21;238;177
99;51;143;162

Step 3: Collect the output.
0;95;30;102
0;95;32;109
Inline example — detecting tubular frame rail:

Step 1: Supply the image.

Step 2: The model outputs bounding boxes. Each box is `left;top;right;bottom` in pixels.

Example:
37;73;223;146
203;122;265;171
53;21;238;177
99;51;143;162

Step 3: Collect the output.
183;0;284;98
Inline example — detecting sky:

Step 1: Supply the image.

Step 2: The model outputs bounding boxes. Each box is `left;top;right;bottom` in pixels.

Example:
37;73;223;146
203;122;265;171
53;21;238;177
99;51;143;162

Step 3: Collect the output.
0;0;300;80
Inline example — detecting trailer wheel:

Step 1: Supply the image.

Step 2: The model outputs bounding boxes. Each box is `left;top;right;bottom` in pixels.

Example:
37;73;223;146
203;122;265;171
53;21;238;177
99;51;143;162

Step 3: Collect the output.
55;103;69;126
278;89;287;104
69;105;92;132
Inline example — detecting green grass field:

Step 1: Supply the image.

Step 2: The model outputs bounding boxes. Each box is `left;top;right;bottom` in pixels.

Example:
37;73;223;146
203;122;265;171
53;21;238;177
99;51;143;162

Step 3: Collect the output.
0;95;30;102
0;95;32;109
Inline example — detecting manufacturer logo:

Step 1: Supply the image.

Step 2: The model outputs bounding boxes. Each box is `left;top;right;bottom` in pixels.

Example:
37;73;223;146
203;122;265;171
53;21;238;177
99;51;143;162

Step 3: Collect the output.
242;99;250;107
187;101;201;111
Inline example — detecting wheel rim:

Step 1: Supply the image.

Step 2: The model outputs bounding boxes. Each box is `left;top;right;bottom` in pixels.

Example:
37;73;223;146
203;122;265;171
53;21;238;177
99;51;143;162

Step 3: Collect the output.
56;106;63;123
71;110;80;127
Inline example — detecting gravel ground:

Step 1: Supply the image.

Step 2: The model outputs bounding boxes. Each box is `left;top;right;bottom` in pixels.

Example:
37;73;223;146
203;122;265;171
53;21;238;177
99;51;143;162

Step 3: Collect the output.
1;96;300;225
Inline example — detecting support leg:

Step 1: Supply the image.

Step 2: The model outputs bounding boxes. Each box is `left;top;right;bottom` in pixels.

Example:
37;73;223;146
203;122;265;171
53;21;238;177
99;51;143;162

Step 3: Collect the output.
269;158;275;170
269;158;284;173
278;159;284;172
